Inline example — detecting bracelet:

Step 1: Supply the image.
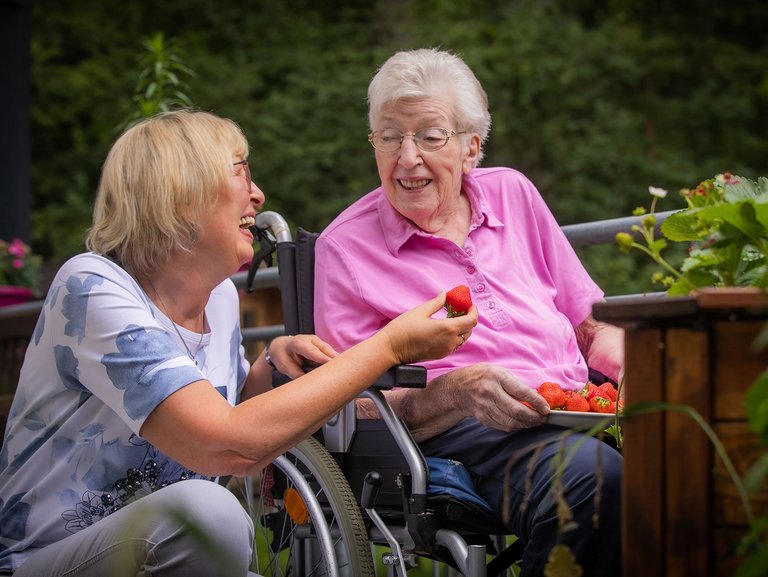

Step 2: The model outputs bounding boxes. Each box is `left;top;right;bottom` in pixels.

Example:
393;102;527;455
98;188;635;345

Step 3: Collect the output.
264;347;277;370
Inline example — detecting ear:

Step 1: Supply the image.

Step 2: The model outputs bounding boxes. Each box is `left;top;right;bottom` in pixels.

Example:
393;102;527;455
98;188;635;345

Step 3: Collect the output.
462;133;482;173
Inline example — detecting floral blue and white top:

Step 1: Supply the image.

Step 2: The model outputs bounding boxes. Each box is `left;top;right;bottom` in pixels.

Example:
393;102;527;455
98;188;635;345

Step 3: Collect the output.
0;253;250;571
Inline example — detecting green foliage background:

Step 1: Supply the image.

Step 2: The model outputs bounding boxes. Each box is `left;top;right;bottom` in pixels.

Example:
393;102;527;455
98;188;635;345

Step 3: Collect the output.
29;0;768;295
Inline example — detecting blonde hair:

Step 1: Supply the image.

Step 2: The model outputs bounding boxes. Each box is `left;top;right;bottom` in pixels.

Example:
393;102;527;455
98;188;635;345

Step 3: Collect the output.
367;48;491;165
86;109;248;278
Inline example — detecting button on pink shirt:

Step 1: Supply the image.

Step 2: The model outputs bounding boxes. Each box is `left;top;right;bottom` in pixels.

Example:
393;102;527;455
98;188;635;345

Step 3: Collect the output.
314;167;603;391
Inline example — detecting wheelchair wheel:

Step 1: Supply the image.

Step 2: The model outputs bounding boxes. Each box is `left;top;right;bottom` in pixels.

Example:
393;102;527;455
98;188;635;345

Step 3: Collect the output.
244;437;375;577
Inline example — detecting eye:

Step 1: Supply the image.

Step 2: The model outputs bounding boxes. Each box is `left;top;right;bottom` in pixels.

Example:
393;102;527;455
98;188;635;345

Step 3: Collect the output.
233;160;247;175
419;128;448;143
379;129;401;144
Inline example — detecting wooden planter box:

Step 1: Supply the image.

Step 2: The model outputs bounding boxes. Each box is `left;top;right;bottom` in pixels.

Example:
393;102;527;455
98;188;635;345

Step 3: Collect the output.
594;289;768;577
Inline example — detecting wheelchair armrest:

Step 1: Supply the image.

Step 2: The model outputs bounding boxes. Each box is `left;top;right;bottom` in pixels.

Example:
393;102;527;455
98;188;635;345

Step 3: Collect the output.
270;363;426;389
372;364;426;390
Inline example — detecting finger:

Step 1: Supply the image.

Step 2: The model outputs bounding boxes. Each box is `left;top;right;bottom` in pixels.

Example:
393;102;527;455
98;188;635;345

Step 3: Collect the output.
292;339;337;366
451;305;479;330
426;291;447;315
308;335;339;358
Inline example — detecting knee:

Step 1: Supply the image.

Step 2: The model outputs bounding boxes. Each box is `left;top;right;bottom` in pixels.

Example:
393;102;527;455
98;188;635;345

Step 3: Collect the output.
561;438;622;501
157;479;254;542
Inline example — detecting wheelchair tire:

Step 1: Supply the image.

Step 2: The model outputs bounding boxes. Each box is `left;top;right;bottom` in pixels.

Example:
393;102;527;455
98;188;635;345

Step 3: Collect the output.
246;437;375;577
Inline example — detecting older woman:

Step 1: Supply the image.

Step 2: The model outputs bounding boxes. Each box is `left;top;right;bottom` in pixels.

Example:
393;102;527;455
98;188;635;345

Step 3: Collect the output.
0;109;477;577
314;49;623;577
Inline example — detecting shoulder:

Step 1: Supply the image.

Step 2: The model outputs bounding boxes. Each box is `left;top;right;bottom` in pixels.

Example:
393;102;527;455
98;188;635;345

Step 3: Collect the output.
56;252;137;283
468;167;539;196
53;253;143;298
465;167;545;217
319;189;383;239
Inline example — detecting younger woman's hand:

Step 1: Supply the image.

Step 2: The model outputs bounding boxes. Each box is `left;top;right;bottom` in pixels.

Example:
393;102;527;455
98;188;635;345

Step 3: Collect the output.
267;334;338;379
381;292;478;365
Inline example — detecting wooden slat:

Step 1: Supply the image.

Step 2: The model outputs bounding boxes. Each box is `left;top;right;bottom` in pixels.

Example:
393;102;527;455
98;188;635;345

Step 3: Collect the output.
712;422;768;527
664;328;712;577
622;328;666;577
713;320;767;420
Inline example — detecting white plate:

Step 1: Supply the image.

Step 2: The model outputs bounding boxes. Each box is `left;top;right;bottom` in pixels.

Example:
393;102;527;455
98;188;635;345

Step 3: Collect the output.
547;410;622;429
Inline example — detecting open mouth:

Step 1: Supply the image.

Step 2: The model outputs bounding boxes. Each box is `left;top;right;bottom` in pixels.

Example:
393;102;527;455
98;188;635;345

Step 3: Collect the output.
398;178;431;190
239;216;255;229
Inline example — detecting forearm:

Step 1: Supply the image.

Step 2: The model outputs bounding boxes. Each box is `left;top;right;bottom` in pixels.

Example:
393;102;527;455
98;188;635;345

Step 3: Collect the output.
356;372;468;443
582;320;624;383
241;348;273;401
143;333;400;476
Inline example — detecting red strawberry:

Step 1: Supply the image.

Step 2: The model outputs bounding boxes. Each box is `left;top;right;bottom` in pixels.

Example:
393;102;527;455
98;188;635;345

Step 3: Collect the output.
596;382;618;402
445;285;473;317
538;381;567;409
589;396;615;414
565;393;590;412
581;382;599;401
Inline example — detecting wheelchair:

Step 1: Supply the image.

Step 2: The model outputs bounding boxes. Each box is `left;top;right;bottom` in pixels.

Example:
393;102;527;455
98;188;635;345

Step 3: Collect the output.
236;211;524;577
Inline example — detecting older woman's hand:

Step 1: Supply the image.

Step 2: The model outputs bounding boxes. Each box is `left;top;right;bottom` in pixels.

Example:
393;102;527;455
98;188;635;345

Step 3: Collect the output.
267;334;338;379
453;364;549;431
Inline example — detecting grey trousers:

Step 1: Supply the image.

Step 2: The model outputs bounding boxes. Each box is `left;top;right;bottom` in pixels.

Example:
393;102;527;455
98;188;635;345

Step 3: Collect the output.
14;479;260;577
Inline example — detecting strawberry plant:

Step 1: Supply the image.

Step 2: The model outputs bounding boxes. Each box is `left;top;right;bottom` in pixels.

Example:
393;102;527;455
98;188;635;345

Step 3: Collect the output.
616;173;768;295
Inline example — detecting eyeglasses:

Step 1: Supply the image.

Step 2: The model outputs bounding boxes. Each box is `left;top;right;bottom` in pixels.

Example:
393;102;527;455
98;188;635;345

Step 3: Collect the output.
233;159;251;186
368;127;467;153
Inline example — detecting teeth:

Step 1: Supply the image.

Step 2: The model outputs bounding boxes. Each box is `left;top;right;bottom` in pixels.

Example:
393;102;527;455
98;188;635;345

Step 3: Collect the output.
399;179;430;190
239;216;255;229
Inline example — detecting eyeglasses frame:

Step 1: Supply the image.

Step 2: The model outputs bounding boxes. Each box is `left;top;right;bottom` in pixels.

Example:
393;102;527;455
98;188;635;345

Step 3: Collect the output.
233;159;251;187
367;127;468;153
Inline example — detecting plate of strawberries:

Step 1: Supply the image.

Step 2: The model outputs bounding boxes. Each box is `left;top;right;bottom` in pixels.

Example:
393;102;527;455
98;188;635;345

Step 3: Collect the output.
537;381;623;429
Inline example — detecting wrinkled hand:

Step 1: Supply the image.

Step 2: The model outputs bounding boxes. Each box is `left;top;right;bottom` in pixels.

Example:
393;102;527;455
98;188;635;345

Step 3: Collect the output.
381;292;479;365
453;364;549;431
268;334;338;379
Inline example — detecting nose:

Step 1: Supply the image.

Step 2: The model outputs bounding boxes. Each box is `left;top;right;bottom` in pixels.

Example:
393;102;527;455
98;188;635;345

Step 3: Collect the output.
397;135;423;167
250;180;266;209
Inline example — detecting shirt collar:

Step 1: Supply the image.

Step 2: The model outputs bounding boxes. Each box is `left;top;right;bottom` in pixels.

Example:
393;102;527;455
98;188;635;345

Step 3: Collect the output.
377;171;505;256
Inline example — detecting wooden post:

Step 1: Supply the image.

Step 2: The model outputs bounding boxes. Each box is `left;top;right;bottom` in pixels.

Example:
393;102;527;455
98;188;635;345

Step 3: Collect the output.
594;289;768;577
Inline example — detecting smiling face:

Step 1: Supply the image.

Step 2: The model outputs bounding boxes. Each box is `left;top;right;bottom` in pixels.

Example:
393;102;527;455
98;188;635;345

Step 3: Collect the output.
196;157;265;276
374;98;480;234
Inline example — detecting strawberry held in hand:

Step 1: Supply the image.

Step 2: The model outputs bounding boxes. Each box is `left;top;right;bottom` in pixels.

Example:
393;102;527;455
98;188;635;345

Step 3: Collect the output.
444;285;473;318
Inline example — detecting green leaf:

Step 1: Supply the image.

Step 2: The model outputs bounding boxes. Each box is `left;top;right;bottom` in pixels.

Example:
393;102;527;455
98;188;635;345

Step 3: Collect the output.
667;277;695;295
661;211;704;241
647;238;668;253
680;250;718;272
743;452;768;493
734;549;768;577
724;175;761;203
754;203;768;232
701;202;765;242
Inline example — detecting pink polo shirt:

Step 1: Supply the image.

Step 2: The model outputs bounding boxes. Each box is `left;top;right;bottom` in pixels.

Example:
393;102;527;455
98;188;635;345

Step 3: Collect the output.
314;167;603;391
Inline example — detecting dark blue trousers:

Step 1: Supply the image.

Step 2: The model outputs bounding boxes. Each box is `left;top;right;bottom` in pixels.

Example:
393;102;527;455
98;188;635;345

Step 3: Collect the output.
419;420;622;577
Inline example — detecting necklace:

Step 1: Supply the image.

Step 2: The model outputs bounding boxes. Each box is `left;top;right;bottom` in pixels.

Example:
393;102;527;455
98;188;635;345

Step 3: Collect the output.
147;279;205;365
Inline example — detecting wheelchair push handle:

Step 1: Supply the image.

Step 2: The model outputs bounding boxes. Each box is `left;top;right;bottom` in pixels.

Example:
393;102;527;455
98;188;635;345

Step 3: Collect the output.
361;471;383;509
246;211;293;293
255;210;292;244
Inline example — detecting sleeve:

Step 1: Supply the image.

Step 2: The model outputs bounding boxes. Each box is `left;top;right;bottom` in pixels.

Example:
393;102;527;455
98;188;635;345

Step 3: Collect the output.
526;180;604;327
50;257;205;434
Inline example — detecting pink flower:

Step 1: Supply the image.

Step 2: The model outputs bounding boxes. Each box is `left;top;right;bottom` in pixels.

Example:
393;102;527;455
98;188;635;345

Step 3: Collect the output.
8;238;26;258
12;259;24;269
